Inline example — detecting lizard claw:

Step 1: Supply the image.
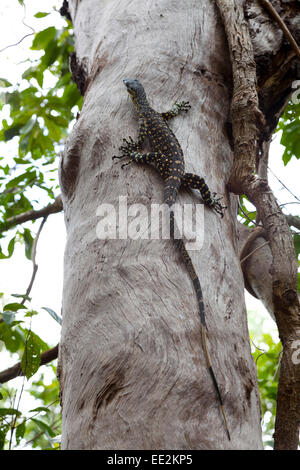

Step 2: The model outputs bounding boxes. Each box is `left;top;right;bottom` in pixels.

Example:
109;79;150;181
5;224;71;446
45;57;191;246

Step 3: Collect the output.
112;154;126;160
121;160;133;169
175;100;191;113
211;196;227;218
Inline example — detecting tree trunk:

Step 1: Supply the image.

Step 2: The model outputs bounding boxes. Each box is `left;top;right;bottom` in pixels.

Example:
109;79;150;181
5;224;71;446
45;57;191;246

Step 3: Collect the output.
58;0;264;449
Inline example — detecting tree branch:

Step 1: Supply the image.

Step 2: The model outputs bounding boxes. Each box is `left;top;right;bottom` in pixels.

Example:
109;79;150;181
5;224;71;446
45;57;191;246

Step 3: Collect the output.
0;344;59;383
285;214;300;231
0;195;63;232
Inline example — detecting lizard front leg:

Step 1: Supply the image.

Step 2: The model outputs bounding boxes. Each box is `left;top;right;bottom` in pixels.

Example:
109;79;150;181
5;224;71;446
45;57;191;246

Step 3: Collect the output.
113;120;148;161
182;172;226;217
160;101;191;121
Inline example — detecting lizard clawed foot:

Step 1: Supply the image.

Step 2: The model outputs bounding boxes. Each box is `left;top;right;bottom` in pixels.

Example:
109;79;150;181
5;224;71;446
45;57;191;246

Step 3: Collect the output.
121;160;133;169
120;136;138;154
210;193;227;218
113;136;138;163
175;100;191;113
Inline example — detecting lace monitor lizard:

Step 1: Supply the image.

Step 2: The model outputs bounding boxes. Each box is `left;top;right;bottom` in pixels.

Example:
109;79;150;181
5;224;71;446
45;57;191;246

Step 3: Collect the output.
113;79;230;440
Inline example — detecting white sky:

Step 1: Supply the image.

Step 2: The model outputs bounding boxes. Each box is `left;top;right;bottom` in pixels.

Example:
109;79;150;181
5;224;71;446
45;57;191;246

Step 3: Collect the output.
0;0;299;353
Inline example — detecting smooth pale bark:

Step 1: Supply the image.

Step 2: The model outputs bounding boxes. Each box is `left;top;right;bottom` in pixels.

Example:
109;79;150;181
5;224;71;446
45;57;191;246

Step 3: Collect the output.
58;0;263;449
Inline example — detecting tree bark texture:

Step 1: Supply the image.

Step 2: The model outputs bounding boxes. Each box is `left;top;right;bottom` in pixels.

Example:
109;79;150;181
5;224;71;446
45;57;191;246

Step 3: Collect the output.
58;0;267;450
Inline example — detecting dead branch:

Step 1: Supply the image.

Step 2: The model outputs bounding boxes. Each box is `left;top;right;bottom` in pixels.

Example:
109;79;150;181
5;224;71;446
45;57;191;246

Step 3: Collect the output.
285;214;300;231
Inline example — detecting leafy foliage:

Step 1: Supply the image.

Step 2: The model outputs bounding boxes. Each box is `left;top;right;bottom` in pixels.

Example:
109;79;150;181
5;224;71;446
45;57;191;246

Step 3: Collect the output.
0;301;60;449
248;312;281;449
277;94;300;166
0;11;82;246
0;6;81;449
0;367;61;450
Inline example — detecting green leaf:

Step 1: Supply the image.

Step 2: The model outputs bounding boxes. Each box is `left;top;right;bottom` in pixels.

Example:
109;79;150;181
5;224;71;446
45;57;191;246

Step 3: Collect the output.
41;40;60;68
23;228;34;260
61;83;81;107
42;307;62;325
29;406;51;413
0;321;24;353
6;170;36;189
294;233;300;258
0;237;16;259
24;309;39;318
16;420;26;444
21;331;41;379
34;12;50;18
0;407;22;417
8;236;16;257
2;311;16;325
43;115;63;141
11;293;32;301
3;302;26;312
30;418;56;438
282;149;292;166
3;124;23;141
0;428;7;450
31;27;56;51
278;101;300;165
0;78;12;88
2;90;21;110
20;118;36;135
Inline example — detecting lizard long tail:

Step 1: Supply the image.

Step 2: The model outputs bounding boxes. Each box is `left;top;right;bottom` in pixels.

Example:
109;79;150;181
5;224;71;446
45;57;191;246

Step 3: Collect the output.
169;208;230;441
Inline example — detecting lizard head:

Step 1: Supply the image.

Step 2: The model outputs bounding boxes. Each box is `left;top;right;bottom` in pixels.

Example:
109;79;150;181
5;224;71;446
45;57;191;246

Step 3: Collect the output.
123;79;147;108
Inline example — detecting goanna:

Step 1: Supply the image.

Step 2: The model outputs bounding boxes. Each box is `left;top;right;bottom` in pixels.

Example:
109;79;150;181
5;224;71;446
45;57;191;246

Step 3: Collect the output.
113;79;230;440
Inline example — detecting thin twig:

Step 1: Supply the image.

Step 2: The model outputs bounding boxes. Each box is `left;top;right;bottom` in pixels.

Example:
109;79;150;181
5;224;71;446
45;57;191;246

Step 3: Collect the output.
240;241;270;264
20;216;48;305
279;202;300;208
0;33;34;54
238;199;262;227
24;416;61;448
268;166;300;203
0;2;35;54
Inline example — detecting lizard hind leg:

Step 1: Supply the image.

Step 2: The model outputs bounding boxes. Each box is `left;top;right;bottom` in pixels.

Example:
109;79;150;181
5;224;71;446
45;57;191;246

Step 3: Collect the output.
182;172;226;217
